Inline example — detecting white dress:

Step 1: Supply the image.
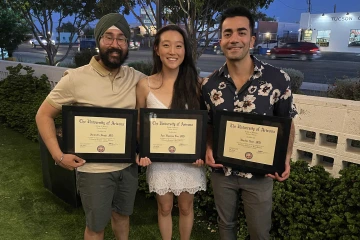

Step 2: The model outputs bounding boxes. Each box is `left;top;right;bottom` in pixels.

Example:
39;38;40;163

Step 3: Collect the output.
145;91;207;196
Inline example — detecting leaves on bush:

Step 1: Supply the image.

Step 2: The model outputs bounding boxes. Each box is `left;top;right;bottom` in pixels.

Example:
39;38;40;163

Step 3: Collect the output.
0;64;50;141
127;61;153;76
327;77;360;101
282;68;304;94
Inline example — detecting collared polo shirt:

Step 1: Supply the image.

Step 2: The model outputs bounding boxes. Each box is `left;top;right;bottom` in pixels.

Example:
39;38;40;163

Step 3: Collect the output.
47;56;146;173
201;56;297;177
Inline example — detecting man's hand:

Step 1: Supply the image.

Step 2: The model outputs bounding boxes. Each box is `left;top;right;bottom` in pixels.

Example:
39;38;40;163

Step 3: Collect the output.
205;147;223;168
56;154;86;171
136;156;152;167
266;162;290;181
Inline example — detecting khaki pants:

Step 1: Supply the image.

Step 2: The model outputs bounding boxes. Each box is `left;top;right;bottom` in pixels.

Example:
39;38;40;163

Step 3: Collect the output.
211;172;273;240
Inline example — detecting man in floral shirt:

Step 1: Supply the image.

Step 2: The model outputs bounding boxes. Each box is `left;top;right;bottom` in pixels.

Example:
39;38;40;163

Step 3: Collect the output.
201;6;297;240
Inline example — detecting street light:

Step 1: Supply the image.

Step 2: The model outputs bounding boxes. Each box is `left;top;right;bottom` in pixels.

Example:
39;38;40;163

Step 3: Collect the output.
265;32;270;48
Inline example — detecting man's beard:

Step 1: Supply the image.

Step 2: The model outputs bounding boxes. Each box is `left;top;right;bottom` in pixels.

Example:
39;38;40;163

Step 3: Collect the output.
99;48;128;69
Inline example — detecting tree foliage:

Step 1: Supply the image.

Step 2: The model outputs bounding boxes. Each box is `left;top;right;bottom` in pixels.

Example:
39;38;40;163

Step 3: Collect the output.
56;21;77;33
1;0;130;65
125;0;275;62
0;7;30;59
252;10;277;21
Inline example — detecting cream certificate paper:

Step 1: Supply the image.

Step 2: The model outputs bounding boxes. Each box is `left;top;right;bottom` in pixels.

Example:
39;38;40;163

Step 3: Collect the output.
74;116;126;154
150;118;197;154
223;121;278;165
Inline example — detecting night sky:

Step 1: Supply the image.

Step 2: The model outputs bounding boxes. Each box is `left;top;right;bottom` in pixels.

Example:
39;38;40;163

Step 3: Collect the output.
261;0;360;23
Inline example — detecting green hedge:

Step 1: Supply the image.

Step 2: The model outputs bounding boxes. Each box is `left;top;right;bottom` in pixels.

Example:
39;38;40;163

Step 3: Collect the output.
0;64;50;141
282;68;304;94
128;61;153;76
73;49;97;68
327;77;360;101
137;161;360;239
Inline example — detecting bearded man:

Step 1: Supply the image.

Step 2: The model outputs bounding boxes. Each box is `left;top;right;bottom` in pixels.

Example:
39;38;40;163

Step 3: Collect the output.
36;13;146;240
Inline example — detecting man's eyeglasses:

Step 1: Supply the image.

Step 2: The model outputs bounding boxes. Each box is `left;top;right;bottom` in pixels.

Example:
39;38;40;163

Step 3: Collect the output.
101;35;128;46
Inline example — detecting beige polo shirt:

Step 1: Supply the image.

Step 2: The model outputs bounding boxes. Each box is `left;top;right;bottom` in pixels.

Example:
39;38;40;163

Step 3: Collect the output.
46;56;146;173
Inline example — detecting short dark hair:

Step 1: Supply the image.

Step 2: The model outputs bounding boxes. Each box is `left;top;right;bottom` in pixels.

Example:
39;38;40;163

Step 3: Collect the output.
220;6;255;35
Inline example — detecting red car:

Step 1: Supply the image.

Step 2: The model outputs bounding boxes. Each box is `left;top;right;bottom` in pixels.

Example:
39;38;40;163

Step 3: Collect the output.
267;42;321;61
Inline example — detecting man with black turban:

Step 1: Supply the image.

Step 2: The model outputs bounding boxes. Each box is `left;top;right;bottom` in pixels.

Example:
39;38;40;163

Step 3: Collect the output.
36;13;146;240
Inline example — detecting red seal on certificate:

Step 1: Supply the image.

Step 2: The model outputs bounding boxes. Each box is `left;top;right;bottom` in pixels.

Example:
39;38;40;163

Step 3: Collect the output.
245;152;253;159
97;145;105;152
168;146;176;153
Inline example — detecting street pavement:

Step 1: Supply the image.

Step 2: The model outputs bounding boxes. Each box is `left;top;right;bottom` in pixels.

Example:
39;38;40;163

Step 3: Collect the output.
11;43;360;91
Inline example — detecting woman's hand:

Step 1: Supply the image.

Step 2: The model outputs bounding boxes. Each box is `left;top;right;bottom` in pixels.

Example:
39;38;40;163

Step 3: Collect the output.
193;159;204;167
136;155;152;167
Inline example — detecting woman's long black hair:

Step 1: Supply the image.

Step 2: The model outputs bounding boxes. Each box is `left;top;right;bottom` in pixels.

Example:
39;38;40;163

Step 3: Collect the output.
151;24;200;110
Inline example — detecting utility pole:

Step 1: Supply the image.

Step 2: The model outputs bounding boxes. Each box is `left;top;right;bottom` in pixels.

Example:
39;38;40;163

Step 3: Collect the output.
156;0;162;31
334;4;336;13
307;0;311;13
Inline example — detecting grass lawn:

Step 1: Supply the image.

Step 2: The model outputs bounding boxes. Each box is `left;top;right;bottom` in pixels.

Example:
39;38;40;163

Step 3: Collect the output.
0;125;219;240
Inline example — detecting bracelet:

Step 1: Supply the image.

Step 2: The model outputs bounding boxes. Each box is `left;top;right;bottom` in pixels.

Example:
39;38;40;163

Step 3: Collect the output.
55;154;64;165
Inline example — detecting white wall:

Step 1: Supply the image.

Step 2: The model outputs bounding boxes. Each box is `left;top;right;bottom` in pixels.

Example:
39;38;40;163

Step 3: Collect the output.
300;12;360;53
293;94;360;177
0;60;66;88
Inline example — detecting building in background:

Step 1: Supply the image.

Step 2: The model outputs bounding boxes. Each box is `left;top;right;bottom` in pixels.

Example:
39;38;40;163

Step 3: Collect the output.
255;21;278;44
253;21;299;49
299;11;360;53
140;6;156;26
57;32;78;44
277;22;299;43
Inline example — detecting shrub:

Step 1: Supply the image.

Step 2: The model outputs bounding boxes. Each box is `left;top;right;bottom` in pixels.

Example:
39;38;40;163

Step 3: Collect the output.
193;168;217;224
157;160;358;240
282;68;304;94
326;164;360;239
327;77;360;101
271;160;334;239
73;49;97;68
0;64;50;141
127;61;153;76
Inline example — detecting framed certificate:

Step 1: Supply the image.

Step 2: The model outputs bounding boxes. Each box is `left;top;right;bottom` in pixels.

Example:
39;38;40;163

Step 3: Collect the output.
213;111;292;175
140;108;208;163
62;105;137;163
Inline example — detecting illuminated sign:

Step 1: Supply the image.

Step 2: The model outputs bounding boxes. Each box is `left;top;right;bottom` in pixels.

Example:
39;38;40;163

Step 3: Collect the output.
331;16;360;21
303;30;313;41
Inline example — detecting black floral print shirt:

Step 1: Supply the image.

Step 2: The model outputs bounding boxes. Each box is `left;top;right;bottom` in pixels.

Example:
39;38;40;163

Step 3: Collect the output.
201;56;298;178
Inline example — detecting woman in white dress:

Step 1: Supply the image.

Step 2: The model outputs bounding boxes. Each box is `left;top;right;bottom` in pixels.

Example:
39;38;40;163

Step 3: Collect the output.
136;25;206;240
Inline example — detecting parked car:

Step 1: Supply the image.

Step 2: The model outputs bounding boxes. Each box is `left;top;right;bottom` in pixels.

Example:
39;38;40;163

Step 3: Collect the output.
129;39;140;50
213;41;223;55
208;38;219;47
348;41;360;47
30;36;55;48
78;39;98;53
256;40;282;49
197;38;206;47
267;42;321;61
0;48;9;59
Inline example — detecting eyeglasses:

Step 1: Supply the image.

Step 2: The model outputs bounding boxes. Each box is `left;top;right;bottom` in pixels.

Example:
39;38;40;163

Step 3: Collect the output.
101;35;128;46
